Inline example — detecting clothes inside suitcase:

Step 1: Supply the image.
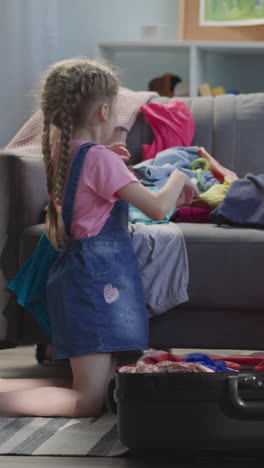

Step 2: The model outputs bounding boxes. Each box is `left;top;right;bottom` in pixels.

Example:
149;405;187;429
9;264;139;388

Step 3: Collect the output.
115;354;264;455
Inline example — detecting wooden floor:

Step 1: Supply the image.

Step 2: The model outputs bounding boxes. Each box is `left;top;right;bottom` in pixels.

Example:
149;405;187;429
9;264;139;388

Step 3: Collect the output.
0;456;262;468
0;345;263;467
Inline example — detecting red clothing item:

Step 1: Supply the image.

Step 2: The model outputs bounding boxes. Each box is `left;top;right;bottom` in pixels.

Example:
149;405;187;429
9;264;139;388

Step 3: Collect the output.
141;100;195;161
173;207;212;223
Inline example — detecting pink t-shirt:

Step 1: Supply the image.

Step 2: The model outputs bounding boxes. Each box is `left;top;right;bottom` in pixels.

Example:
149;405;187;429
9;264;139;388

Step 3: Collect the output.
53;140;138;238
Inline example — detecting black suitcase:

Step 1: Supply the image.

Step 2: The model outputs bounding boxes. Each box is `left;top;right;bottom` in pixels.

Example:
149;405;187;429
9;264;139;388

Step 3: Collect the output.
116;370;264;456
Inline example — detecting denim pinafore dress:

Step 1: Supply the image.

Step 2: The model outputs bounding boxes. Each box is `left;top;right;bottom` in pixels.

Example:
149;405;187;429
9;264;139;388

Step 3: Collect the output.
47;143;149;360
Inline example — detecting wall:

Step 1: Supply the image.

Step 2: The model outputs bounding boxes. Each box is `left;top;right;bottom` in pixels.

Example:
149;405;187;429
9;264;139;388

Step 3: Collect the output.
0;0;60;146
58;0;178;57
0;0;178;146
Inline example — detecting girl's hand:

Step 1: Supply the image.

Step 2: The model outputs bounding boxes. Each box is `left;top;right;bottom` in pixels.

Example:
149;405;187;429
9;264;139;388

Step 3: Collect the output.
172;171;199;207
109;143;131;161
178;174;199;206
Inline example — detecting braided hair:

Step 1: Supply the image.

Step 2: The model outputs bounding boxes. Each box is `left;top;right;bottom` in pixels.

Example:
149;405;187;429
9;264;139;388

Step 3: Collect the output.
40;58;119;250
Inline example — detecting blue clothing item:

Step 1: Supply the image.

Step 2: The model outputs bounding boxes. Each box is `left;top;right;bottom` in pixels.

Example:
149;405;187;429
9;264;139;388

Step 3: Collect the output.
9;143;149;359
128;185;174;224
134;146;219;193
211;173;264;227
185;353;235;373
8;232;57;338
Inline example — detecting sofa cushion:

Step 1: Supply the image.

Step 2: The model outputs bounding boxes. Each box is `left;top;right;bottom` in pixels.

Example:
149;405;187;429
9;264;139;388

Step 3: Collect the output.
20;222;264;312
179;222;264;310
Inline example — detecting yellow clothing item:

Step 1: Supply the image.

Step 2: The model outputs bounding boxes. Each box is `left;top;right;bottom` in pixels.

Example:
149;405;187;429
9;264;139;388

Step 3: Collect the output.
200;176;235;207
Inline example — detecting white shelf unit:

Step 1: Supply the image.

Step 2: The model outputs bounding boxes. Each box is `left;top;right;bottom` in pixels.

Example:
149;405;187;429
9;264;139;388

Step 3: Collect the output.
94;40;264;97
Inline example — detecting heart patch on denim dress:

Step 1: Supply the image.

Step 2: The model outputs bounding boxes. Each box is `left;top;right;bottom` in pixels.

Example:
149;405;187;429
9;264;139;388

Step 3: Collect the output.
104;284;119;303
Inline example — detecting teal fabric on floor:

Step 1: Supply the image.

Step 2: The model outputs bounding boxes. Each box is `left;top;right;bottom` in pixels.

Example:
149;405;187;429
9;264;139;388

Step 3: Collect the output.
7;232;58;338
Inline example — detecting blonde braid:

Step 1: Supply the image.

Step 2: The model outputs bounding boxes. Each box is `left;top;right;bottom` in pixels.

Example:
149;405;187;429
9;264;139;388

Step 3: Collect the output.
42;116;53;194
40;58;120;251
50;99;73;250
53;99;73;207
42;116;63;249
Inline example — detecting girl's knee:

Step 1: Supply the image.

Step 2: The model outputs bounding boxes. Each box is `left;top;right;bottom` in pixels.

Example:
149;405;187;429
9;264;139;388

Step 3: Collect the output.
73;393;104;418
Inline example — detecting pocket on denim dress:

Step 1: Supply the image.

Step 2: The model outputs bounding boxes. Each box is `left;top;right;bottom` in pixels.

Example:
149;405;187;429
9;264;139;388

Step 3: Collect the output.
83;242;117;278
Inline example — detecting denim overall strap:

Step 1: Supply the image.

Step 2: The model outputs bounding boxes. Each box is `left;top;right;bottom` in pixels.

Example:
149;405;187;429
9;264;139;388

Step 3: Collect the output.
62;143;95;235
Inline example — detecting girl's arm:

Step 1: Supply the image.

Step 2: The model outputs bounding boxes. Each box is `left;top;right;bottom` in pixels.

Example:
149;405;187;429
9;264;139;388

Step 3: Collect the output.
117;170;198;221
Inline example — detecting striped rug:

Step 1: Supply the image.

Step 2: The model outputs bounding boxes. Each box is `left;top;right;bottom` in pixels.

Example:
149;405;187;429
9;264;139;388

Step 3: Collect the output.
0;412;128;456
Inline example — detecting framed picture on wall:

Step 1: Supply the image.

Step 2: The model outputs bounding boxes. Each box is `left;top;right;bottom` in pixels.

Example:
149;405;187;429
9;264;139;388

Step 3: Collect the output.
200;0;264;26
177;0;264;41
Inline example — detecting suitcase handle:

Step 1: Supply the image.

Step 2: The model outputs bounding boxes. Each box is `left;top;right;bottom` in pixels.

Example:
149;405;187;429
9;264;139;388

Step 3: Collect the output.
228;375;264;415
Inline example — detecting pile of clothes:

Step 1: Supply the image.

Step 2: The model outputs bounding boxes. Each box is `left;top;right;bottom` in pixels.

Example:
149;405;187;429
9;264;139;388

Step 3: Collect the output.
129;99;238;225
118;350;264;374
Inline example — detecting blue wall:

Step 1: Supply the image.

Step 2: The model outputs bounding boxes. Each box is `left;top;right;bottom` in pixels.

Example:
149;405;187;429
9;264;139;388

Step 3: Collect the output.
0;0;179;146
58;0;178;56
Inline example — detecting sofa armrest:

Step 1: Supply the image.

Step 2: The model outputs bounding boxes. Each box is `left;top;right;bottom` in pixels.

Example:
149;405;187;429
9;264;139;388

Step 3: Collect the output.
0;151;47;344
0;151;47;279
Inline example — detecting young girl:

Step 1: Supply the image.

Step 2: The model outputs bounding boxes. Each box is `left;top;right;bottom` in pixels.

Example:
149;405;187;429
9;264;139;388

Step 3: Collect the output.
3;58;197;418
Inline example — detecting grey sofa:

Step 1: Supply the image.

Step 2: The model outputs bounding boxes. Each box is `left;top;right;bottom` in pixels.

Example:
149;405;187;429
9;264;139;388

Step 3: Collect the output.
1;93;264;350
